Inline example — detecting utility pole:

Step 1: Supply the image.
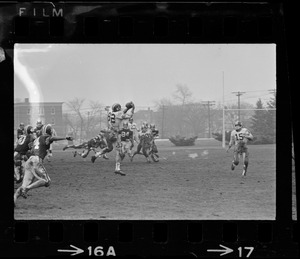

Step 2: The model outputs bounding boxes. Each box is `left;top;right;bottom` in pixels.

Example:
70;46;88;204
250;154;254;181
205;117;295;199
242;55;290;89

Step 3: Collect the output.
161;105;165;139
99;109;102;129
201;101;215;138
87;111;90;139
232;91;245;121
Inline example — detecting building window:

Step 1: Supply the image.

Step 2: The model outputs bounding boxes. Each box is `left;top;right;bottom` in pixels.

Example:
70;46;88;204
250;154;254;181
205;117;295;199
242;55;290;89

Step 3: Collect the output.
39;107;44;115
51;107;55;115
51;118;55;125
27;108;31;115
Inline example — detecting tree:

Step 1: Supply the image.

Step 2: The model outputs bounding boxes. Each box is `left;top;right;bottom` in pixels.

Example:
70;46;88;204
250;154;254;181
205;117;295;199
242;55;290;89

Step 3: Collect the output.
172;84;193;105
265;92;276;143
65;98;86;143
64;98;106;141
250;98;274;144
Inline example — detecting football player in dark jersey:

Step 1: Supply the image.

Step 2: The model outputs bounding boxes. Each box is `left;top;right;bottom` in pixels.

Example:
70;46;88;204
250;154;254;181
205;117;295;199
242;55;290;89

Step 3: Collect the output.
63;133;108;159
16;122;25;139
116;121;134;167
149;124;159;162
14;133;73;206
14;125;35;183
34;120;56;161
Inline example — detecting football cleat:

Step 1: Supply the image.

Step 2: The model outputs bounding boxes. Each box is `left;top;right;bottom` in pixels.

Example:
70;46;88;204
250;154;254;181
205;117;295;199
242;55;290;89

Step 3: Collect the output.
231;163;235;170
102;154;109;160
114;170;126;176
91;155;96;163
20;188;28;199
242;166;247;176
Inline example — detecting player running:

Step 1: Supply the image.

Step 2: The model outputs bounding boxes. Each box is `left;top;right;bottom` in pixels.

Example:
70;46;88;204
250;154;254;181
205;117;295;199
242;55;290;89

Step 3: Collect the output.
149;123;159;161
34;120;56;161
226;121;253;176
14;131;73;206
128;117;140;147
130;125;155;162
117;121;134;162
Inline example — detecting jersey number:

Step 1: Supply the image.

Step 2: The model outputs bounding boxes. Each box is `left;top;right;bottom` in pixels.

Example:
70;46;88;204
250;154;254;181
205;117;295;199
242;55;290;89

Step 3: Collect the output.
17;135;26;145
235;133;244;141
121;132;130;138
108;112;116;123
33;137;40;150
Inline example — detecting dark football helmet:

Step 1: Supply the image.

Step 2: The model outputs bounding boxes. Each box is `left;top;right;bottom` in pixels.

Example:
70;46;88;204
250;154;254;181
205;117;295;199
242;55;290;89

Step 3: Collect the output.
112;103;121;112
25;125;33;135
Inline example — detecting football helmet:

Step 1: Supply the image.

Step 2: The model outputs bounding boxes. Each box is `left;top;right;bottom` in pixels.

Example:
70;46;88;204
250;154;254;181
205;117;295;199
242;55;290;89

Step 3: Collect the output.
36;119;43;129
42;124;53;135
234;121;242;131
141;125;147;133
25;125;33;135
112;103;121;112
150;123;155;130
129;117;133;124
123;121;129;128
19;122;25;128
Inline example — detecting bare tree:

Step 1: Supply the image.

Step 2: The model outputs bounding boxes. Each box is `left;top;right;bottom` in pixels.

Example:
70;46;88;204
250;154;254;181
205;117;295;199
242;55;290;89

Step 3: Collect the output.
65;98;85;143
172;84;193;105
85;100;104;138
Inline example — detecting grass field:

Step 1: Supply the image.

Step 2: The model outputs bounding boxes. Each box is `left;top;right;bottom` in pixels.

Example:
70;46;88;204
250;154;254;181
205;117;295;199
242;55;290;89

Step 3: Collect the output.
14;139;276;220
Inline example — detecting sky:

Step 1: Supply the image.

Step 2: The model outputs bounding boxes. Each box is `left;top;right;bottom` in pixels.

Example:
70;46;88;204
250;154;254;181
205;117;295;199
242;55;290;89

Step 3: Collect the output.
14;44;276;111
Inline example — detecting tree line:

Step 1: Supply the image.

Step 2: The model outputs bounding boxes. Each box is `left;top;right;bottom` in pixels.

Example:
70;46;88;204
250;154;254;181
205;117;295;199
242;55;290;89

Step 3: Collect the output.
62;85;276;144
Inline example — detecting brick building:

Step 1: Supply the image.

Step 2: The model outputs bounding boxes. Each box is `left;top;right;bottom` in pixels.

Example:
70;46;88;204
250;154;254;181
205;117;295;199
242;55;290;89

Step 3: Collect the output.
14;98;64;140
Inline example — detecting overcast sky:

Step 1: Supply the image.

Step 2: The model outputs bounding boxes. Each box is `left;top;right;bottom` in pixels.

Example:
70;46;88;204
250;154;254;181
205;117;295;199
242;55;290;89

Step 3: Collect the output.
14;44;276;111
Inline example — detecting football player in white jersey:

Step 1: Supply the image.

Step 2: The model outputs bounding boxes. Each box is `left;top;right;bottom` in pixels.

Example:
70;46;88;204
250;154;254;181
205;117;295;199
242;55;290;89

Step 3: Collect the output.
92;101;134;176
226;121;253;176
128;117;140;147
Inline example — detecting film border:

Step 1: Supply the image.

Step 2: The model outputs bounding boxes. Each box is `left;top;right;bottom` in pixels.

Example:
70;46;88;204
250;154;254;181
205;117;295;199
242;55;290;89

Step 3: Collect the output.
0;1;298;257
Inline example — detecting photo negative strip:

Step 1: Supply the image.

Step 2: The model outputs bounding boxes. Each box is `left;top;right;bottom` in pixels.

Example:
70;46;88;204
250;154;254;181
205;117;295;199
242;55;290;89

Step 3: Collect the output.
0;1;298;258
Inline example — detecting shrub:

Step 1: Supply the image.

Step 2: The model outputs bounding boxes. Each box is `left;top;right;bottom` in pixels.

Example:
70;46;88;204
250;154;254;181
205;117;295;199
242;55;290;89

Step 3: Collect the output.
169;135;198;146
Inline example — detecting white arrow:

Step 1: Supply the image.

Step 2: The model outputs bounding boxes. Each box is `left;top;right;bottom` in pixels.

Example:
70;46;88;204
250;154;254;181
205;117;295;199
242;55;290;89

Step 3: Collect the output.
58;245;84;256
207;244;233;256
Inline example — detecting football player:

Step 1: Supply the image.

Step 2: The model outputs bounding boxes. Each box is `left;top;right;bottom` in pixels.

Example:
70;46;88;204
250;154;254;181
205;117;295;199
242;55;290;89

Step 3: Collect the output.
92;101;134;176
128;117;140;147
117;121;134;163
130;125;153;162
14;133;73;206
16;122;25;139
226;121;253;176
149;123;159;161
34;120;55;161
63;133;108;159
14;125;36;183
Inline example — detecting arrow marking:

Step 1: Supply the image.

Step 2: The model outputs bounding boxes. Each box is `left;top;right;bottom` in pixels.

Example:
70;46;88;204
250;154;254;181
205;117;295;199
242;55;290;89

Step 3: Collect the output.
58;245;84;256
207;244;233;256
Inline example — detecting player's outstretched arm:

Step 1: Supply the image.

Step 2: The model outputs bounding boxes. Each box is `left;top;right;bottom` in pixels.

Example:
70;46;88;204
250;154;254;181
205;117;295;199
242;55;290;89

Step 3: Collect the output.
50;136;73;142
